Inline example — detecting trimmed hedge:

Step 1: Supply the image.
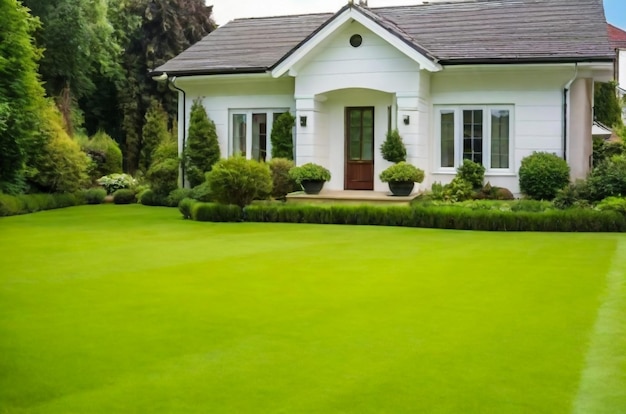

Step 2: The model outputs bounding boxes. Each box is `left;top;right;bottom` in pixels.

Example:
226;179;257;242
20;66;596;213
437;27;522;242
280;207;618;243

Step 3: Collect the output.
239;204;626;232
0;192;85;217
112;189;136;204
191;202;243;222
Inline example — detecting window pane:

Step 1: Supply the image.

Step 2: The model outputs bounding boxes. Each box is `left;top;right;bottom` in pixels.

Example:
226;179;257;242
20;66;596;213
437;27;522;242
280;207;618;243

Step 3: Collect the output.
462;110;483;164
252;113;267;162
491;110;510;168
350;127;361;160
440;110;455;167
362;109;373;128
362;128;373;161
232;114;246;156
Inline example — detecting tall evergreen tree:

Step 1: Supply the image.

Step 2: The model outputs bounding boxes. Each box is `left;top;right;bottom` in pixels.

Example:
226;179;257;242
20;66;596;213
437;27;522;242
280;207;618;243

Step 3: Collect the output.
0;0;45;192
270;113;295;160
140;100;170;174
183;100;221;187
594;81;624;128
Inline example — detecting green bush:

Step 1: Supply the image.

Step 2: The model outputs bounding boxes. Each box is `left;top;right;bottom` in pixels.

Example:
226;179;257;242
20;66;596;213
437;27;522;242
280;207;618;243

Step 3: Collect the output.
139;189;164;206
206;156;273;207
457;159;485;189
183;99;221;187
519;152;570;200
587;155;626;201
140;100;170;174
443;177;474;202
596;196;626;214
242;203;626;232
0;192;84;216
554;180;592;209
97;173;136;194
380;129;407;163
510;199;554;213
147;158;179;196
270;113;295;159
379;162;424;183
191;202;242;222
112;189;136;204
288;163;331;184
269;158;298;199
178;198;196;219
84;188;107;204
78;131;123;182
189;181;212;202
165;188;191;207
593;137;624;168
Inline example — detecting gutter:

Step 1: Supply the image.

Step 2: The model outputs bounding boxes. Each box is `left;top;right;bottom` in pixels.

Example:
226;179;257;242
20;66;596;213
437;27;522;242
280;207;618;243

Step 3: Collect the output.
151;72;188;188
562;63;578;163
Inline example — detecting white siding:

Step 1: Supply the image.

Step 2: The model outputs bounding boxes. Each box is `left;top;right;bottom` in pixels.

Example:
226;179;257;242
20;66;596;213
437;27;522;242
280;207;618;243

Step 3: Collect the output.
174;76;295;162
429;65;579;193
295;22;422;96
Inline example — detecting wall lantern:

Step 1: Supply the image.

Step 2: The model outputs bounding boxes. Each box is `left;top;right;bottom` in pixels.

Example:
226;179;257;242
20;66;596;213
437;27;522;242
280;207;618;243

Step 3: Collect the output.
300;116;308;127
403;115;410;125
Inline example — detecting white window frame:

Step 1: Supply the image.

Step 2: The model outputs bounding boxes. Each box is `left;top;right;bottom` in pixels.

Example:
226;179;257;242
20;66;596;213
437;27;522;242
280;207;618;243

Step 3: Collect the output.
435;105;515;174
228;109;290;161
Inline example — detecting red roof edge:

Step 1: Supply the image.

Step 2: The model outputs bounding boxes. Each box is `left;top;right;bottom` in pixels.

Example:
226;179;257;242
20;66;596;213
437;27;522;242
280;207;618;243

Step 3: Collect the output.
608;23;626;49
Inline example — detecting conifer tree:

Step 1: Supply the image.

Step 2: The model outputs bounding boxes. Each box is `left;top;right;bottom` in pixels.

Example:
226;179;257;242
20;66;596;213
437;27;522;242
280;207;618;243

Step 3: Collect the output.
183;99;220;187
140;100;169;174
270;113;295;160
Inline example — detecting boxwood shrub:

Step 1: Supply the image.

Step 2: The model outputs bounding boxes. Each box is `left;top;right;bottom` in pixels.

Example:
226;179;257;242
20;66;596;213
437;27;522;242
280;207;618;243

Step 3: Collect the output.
84;188;107;204
112;189;136;204
191;202;243;222
0;192;85;217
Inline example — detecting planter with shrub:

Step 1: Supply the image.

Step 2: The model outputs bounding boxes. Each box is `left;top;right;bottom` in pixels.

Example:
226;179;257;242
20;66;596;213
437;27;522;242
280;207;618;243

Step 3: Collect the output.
288;163;331;194
379;162;425;196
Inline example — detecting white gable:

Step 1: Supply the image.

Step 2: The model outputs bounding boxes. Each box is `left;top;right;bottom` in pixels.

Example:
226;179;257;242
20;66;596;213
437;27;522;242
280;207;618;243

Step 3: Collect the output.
271;7;441;79
293;21;424;96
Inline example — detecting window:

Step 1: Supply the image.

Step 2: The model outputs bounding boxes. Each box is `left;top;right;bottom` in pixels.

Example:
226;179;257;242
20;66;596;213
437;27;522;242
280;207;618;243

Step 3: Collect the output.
230;109;289;161
436;106;513;171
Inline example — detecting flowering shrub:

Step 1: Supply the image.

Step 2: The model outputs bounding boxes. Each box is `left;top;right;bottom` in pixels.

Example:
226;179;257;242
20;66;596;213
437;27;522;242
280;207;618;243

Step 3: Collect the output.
97;173;136;194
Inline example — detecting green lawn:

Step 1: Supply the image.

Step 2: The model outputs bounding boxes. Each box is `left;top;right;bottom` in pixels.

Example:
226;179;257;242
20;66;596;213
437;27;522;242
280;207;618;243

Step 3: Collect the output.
0;205;625;413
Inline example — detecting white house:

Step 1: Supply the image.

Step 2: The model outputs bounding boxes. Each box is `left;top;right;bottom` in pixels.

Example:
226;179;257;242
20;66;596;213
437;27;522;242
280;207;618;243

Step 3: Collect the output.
154;0;614;193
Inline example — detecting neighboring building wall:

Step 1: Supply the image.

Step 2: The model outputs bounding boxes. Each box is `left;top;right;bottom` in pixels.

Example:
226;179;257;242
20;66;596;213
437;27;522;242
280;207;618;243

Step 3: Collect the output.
429;65;578;193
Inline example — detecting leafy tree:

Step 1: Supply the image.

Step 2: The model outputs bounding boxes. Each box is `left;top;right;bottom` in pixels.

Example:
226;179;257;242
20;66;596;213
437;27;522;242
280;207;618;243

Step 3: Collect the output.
140;100;170;174
146;135;179;196
0;0;45;193
594;81;624;128
380;129;407;163
183;100;221;187
270;113;295;159
206;156;273;207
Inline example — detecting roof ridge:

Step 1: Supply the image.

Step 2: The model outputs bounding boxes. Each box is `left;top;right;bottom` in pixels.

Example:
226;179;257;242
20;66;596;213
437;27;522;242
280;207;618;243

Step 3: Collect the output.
230;11;334;23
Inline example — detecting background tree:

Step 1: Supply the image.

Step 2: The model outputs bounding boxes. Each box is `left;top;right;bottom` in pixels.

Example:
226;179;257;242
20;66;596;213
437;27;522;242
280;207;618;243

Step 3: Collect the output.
380;129;407;163
270;113;295;160
140;100;170;174
146;134;179;196
183;100;221;187
0;0;45;193
594;81;624;128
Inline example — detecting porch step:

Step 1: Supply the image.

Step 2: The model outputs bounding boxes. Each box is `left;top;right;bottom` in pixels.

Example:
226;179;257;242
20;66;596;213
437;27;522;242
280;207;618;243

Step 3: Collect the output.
285;190;418;206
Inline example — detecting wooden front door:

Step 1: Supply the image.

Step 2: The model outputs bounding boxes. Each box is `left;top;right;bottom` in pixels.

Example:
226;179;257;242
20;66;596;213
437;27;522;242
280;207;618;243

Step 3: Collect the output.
345;107;374;190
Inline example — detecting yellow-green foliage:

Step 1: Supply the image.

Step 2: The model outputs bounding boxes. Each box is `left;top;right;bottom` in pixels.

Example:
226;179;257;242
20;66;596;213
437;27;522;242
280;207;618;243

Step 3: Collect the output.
30;102;89;193
78;131;123;180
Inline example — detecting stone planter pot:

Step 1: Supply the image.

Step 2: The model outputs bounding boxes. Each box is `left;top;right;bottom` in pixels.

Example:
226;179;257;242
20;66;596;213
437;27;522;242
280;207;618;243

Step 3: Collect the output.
388;181;415;196
301;180;325;195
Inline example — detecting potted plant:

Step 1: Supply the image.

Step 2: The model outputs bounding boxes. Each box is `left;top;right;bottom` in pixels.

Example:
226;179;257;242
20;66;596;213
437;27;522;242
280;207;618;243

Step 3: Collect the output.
379;162;425;196
288;163;331;194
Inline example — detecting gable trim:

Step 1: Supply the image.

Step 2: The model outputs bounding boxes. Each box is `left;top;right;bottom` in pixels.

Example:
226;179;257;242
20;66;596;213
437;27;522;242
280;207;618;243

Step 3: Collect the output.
271;5;442;78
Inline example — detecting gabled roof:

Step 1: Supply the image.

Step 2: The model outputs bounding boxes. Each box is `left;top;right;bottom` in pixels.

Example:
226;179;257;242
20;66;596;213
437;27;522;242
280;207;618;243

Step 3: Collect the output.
155;0;614;76
608;24;626;50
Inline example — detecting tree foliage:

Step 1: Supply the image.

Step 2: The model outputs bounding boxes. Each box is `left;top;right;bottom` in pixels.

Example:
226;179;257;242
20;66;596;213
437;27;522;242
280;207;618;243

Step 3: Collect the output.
147;135;179;196
206;157;273;207
183;100;221;187
380;129;407;163
0;0;45;193
594;81;624;128
140;100;170;174
270;113;295;159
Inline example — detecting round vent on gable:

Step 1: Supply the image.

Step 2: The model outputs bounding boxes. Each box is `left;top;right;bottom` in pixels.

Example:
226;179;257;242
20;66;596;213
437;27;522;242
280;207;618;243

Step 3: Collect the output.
349;34;363;48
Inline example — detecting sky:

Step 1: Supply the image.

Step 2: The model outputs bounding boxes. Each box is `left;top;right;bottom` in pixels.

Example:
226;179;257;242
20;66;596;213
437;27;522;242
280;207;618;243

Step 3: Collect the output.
207;0;626;28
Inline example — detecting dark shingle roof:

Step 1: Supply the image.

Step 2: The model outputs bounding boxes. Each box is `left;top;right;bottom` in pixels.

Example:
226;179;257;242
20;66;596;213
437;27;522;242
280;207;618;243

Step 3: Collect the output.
156;0;613;76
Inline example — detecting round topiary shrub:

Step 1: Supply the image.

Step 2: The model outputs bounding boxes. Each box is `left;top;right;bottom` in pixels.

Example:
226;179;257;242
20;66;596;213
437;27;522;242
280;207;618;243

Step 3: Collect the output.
139;189;164;206
84;188;107;204
288;163;331;184
269;158;298;199
112;189;136;204
206;156;273;207
519;152;570;200
379;162;425;183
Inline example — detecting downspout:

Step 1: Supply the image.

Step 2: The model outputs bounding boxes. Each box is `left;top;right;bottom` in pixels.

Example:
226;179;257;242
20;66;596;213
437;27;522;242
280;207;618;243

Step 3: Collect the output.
168;77;187;188
562;63;578;162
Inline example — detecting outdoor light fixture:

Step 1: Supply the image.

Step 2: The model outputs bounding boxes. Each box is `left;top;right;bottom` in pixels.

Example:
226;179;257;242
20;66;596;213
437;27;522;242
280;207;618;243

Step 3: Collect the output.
300;116;307;127
403;115;410;125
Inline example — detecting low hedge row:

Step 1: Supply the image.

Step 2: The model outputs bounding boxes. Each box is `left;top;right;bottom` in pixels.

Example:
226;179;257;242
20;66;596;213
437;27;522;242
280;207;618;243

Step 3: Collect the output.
0;192;86;217
188;204;626;232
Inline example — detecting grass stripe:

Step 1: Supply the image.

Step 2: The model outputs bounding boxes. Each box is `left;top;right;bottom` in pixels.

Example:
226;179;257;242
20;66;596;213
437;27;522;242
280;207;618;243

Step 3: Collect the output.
572;238;626;414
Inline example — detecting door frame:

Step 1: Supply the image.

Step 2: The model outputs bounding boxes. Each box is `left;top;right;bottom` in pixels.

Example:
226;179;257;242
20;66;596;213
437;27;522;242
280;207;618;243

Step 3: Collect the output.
344;106;375;190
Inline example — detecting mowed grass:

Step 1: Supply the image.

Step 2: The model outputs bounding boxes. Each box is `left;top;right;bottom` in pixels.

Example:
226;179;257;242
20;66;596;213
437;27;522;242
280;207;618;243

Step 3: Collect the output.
0;205;625;413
